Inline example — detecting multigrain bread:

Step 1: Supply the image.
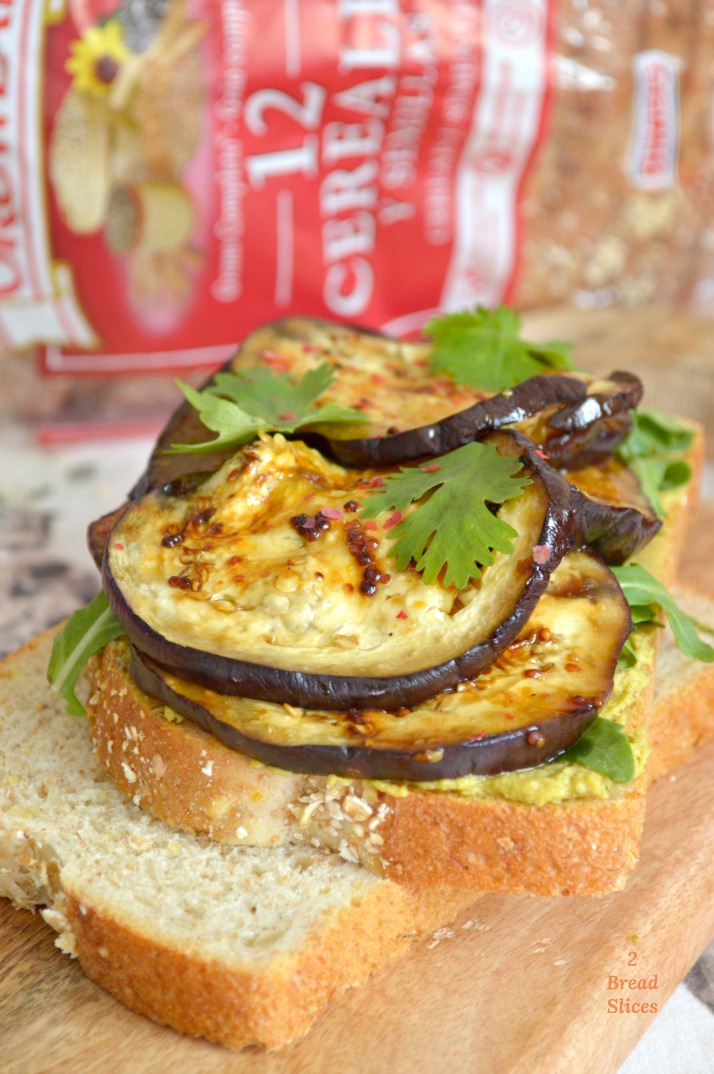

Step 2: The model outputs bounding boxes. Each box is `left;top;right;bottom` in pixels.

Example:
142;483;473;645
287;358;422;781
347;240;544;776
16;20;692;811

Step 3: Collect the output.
0;629;474;1051
1;596;714;1050
648;584;714;783
84;430;705;897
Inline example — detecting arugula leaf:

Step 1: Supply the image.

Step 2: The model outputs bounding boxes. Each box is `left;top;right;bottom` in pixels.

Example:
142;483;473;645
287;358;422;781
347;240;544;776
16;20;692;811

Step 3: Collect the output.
47;590;125;717
559;717;636;783
170;363;367;454
612;563;714;664
360;441;532;588
424;305;575;392
616;409;694;517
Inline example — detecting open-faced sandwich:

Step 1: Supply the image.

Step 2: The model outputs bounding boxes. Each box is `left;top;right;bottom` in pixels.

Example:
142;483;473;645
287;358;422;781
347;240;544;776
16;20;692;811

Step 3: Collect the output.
2;307;713;1050
55;309;712;894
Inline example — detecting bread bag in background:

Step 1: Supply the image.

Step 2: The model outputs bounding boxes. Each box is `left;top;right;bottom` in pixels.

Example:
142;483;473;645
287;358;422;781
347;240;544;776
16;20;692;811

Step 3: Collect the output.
1;0;713;430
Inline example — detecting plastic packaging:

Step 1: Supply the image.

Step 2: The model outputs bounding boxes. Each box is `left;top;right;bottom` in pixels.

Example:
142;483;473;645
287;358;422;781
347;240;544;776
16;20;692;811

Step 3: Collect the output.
1;1;712;425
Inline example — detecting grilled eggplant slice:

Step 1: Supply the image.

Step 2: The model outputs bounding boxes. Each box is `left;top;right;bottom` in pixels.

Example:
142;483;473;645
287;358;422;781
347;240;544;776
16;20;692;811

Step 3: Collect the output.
129;317;642;493
567;455;661;562
103;430;577;711
128;549;631;781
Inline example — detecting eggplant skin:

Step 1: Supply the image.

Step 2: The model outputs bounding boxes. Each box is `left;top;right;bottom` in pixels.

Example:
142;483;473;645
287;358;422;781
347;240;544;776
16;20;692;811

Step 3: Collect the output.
102;431;578;712
87;505;127;572
567;456;662;563
127;549;631;781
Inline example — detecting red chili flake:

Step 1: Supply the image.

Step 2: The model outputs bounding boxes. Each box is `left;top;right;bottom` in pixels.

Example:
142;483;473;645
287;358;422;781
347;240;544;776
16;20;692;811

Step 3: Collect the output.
396;610;408;620
302;343;320;354
535;449;550;460
370;373;386;384
503;712;516;721
114;542;125;551
383;510;403;530
320;506;343;520
356;397;373;410
465;731;487;742
421;463;440;473
565;662;581;673
263;350;290;371
279;411;297;420
362;519;378;531
532;544;551;564
358;476;385;489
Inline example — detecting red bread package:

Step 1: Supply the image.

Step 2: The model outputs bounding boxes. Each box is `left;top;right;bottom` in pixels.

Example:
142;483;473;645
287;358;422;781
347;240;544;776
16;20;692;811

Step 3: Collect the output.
1;0;713;424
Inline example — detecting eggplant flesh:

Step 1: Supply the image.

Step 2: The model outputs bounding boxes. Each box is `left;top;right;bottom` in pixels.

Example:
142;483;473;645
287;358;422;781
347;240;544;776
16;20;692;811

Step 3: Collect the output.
103;430;577;711
128;549;631;781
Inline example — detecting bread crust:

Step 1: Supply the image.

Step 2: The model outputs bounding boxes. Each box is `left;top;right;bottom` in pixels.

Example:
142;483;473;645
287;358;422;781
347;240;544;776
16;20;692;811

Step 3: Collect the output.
64;877;473;1050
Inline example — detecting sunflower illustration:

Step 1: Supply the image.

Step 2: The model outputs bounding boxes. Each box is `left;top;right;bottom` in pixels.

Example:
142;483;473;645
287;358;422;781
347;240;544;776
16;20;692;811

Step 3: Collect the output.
66;20;129;96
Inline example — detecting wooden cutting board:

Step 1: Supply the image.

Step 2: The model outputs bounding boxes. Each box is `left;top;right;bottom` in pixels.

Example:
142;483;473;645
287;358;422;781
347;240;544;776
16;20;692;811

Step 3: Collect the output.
1;503;713;1074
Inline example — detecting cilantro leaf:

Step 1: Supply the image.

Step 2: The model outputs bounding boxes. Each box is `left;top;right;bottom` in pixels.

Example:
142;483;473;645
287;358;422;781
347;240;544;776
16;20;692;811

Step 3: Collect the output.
424;306;575;392
616;409;694;517
559;717;636;783
360;441;532;589
170;363;367;454
612;563;714;664
47;590;125;717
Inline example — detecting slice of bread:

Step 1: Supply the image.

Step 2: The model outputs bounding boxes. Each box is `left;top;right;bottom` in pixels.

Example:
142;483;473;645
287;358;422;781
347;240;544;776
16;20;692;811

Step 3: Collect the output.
0;629;475;1051
84;428;706;897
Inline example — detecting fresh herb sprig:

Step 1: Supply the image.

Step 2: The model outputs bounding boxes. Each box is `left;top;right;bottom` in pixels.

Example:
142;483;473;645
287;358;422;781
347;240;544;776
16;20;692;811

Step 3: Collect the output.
559;717;636;783
571;563;714;777
425;306;575;392
47;591;124;717
360;441;532;589
612;563;714;665
171;363;368;454
616;408;694;517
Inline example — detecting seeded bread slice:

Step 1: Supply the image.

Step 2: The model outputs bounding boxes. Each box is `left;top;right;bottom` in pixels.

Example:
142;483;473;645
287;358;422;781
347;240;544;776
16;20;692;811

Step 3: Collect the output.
0;630;475;1051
